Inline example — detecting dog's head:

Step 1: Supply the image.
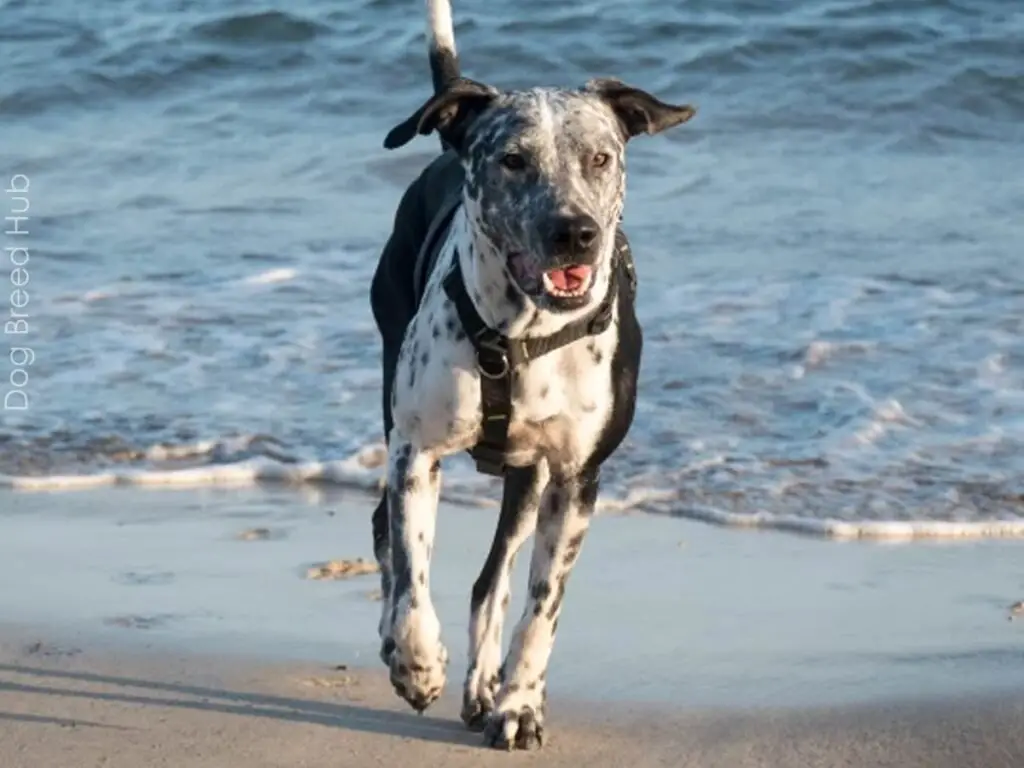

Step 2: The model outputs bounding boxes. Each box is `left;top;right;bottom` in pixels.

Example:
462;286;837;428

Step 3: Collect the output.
386;78;696;315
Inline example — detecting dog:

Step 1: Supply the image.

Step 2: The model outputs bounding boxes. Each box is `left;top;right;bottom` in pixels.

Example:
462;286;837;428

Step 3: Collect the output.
367;0;696;751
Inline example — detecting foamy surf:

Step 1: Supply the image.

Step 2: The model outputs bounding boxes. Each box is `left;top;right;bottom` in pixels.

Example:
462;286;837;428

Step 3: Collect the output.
242;268;297;285
4;439;1024;541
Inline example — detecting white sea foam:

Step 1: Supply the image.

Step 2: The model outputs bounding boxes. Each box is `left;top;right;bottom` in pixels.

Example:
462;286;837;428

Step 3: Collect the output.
243;268;297;285
4;441;1024;541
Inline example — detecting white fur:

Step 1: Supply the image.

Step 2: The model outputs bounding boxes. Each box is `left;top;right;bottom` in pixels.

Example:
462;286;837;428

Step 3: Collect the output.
381;444;448;706
426;0;456;55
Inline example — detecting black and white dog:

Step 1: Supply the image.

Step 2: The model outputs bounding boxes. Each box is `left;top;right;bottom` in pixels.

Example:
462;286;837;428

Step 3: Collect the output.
368;0;696;750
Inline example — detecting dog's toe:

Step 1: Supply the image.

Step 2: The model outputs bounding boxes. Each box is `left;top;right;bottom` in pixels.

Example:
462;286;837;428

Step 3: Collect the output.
388;645;448;713
483;707;545;751
460;695;493;731
461;669;500;731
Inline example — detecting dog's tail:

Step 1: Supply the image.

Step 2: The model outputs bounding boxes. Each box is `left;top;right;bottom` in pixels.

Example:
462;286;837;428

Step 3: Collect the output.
426;0;460;95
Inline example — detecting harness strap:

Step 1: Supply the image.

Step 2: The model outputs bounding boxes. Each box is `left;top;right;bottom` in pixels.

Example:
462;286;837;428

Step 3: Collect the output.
442;258;618;476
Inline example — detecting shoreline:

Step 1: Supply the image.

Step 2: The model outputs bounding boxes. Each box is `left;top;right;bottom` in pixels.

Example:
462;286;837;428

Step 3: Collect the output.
6;464;1024;541
3;486;1024;764
3;487;1024;707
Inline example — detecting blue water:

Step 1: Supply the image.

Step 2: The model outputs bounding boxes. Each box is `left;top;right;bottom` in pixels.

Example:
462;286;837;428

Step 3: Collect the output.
1;0;1022;534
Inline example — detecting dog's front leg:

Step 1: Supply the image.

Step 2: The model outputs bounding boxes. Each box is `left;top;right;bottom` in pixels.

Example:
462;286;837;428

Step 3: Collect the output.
462;462;549;730
483;467;598;751
381;439;448;713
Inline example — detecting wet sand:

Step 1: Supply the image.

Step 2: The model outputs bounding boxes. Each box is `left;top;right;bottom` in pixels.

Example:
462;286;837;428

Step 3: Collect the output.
2;486;1024;765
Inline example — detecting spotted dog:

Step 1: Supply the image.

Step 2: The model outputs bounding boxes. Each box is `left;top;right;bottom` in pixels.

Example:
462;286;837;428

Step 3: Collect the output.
367;0;697;751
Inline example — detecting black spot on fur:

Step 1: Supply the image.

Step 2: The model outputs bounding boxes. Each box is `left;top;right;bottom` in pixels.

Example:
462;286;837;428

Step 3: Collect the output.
539;384;549;399
501;593;510;610
579;471;600;515
418;571;426;586
563;531;585;566
420;351;429;367
387;445;413;628
446;317;457;334
432;324;441;340
543;491;561;520
531;580;552;615
417;531;425;543
503;282;520;307
454;328;466;342
546;573;568;620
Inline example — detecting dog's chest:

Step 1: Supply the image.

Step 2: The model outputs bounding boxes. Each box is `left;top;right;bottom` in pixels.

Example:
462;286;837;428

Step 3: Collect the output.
391;255;617;472
502;339;615;467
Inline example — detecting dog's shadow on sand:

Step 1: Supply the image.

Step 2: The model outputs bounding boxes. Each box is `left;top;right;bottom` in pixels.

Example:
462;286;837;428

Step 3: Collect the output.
0;663;480;747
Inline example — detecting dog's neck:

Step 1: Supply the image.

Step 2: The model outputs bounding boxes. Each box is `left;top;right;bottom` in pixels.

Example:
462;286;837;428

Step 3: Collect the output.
452;208;614;341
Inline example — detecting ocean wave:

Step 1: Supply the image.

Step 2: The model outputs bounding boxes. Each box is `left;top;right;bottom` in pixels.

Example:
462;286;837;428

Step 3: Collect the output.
3;0;1022;134
192;11;331;45
4;434;1024;541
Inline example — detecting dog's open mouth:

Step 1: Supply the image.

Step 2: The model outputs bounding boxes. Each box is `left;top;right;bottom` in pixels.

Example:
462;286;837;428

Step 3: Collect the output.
542;265;593;298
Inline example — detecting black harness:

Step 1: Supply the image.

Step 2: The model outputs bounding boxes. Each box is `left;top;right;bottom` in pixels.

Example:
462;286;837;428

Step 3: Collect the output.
412;186;628;477
442;260;617;476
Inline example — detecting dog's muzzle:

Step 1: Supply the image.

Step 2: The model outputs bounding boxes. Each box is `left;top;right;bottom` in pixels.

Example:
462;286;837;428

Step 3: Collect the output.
508;213;605;310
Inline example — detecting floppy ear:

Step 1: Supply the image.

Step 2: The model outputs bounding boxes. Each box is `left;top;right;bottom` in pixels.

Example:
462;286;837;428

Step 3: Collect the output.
585;77;696;139
383;78;500;151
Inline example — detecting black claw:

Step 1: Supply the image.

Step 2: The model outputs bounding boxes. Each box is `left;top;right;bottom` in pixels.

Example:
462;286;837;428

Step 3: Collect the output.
461;699;491;731
380;637;396;665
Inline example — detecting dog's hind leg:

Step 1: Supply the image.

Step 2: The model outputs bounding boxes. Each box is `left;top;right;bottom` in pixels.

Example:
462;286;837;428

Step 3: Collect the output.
381;439;448;712
482;466;599;751
461;462;548;731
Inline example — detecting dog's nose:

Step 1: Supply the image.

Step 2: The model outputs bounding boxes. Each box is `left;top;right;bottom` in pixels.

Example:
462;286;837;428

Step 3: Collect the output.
552;215;599;252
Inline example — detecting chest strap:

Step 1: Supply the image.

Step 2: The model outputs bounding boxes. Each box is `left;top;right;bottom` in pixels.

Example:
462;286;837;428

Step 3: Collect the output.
442;259;617;476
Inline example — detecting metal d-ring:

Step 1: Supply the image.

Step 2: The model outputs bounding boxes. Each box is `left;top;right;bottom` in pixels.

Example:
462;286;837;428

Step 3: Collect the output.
476;339;510;380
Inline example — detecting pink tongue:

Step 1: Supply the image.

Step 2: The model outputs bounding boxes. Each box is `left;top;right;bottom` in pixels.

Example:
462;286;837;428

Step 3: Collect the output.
547;265;591;292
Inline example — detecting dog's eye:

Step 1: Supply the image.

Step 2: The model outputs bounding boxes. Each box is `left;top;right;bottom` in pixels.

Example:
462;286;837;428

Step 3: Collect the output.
592;152;610;168
500;152;526;171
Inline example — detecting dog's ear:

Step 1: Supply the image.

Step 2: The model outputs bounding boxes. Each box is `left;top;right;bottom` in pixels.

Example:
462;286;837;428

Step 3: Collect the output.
383;78;500;151
585;77;696;139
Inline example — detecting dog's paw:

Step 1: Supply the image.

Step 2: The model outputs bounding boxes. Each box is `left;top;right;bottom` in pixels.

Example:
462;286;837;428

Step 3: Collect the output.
460;670;500;731
388;643;449;713
483;705;545;751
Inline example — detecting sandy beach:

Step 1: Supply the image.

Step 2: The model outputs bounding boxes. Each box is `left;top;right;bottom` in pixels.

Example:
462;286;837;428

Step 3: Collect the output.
2;486;1024;767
